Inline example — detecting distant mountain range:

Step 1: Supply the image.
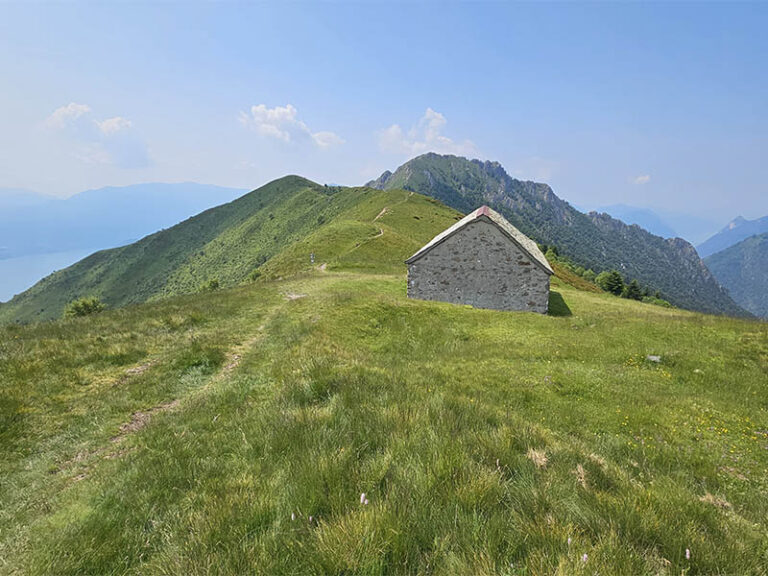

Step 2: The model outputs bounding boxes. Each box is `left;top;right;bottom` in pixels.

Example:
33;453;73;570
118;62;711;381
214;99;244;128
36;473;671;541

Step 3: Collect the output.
0;188;57;210
704;232;768;318
367;153;746;317
697;215;768;258
0;183;246;260
1;157;755;321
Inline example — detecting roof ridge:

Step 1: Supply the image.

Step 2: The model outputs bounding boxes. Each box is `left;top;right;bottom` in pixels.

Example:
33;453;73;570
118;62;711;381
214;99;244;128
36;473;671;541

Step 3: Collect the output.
406;205;553;275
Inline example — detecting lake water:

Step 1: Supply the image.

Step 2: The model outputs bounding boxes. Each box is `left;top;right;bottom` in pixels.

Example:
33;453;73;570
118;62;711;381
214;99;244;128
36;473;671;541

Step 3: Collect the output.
0;249;95;302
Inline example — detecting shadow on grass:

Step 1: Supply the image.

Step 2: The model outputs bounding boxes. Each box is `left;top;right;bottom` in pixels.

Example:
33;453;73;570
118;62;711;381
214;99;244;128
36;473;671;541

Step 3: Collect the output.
548;290;572;317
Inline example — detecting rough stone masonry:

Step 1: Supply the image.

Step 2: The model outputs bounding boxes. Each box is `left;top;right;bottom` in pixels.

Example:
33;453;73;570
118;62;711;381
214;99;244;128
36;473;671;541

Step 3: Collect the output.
406;206;553;313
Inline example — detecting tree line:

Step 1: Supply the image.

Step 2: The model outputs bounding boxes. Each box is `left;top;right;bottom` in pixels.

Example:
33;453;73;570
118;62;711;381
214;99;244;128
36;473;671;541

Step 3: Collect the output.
542;245;672;307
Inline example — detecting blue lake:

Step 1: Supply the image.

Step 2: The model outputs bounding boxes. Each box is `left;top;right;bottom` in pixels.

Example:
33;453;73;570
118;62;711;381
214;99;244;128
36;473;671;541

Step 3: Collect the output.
0;249;95;303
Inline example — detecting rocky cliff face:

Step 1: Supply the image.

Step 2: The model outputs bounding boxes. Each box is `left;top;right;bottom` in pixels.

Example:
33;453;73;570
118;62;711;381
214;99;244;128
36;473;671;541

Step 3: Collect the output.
368;153;747;316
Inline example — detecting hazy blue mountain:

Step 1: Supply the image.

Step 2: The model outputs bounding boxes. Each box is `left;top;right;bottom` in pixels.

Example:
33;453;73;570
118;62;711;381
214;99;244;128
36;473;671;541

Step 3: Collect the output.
594;204;678;238
705;232;768;318
697;215;768;258
0;187;54;210
0;182;247;260
654;210;721;246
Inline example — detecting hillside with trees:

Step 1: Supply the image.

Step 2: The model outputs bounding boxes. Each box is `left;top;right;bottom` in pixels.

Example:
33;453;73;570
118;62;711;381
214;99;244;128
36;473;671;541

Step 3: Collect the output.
368;153;746;317
705;232;768;318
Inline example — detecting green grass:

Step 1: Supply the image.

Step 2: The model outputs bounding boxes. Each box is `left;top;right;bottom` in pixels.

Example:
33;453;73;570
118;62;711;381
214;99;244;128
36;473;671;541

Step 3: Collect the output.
0;181;464;325
1;186;766;573
1;266;766;574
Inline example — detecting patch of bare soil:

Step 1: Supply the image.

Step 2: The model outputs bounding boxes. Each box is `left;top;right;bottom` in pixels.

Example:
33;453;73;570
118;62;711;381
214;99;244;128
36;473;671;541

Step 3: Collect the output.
526;448;548;469
373;207;388;221
124;361;156;376
285;293;307;300
219;332;265;377
114;360;158;387
111;399;180;443
700;492;732;510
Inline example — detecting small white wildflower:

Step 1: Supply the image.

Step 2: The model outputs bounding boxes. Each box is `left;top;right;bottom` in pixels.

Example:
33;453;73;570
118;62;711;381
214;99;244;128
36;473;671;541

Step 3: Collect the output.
360;492;366;504
291;512;296;521
364;498;369;505
309;515;314;523
686;548;691;560
581;553;588;563
567;537;572;546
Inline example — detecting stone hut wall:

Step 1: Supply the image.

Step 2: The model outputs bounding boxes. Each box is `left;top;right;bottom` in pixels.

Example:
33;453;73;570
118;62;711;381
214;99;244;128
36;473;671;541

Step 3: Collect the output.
407;219;550;313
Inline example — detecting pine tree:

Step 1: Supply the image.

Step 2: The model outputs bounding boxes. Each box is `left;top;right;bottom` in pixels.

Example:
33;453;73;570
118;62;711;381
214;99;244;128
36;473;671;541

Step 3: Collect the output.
595;270;625;296
623;279;643;301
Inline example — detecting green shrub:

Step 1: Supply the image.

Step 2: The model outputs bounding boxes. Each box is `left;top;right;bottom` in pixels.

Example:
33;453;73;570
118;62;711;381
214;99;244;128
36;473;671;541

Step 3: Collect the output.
64;297;105;318
642;295;674;308
544;247;559;262
595;270;625;296
200;278;220;292
622;279;643;301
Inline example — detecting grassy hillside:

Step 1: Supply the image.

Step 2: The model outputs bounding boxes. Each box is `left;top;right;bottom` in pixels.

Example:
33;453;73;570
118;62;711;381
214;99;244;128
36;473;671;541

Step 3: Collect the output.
1;195;767;574
368;153;745;317
705;232;768;318
0;179;461;324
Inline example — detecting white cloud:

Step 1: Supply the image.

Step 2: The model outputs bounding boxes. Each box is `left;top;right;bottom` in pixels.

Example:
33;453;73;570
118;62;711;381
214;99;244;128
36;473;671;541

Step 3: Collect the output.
43;103;149;168
45;103;92;129
634;174;651;185
96;116;133;135
239;103;344;148
311;131;345;149
377;108;477;156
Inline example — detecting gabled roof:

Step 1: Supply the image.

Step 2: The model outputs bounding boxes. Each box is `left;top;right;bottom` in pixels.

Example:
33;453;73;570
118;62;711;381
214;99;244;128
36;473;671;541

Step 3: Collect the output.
406;205;554;275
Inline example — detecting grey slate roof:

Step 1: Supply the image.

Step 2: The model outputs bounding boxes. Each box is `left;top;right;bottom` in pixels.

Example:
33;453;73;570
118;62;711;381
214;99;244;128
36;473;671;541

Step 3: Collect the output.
406;205;554;275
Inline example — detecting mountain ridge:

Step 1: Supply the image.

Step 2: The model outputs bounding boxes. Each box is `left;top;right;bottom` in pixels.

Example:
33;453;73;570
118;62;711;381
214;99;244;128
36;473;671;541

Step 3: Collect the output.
367;153;745;317
697;214;768;258
704;231;768;318
0;177;464;323
588;204;678;239
0;182;247;260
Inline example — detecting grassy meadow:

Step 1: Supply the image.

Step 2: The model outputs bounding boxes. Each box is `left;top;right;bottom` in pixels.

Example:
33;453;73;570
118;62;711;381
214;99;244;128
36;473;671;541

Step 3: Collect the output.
1;265;767;574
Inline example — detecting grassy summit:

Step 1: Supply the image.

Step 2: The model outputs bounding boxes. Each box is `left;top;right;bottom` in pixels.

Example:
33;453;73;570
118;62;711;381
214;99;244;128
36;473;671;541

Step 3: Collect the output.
0;187;767;574
0;179;461;323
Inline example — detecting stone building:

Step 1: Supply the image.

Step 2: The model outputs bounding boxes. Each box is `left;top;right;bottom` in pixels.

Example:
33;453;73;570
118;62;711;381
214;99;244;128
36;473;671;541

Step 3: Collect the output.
406;205;553;313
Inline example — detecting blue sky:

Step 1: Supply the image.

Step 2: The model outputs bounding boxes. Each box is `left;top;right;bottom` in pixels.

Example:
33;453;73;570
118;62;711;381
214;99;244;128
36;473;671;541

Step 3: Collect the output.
1;1;767;222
